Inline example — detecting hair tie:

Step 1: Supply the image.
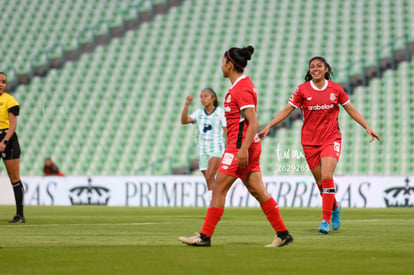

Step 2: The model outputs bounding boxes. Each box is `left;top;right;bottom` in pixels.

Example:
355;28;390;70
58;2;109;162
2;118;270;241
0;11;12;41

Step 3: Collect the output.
226;50;244;71
203;88;217;98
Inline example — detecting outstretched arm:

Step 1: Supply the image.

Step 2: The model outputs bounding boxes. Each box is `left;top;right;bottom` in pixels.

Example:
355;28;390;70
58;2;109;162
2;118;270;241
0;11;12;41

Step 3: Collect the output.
181;95;194;124
258;103;295;138
342;102;381;142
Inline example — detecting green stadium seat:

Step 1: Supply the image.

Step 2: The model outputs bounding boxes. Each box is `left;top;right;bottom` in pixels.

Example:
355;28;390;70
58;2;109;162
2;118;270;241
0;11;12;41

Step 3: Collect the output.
4;0;414;176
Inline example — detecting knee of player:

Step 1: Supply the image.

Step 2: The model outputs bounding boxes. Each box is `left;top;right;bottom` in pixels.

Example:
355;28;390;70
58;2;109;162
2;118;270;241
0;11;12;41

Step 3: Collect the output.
247;189;260;200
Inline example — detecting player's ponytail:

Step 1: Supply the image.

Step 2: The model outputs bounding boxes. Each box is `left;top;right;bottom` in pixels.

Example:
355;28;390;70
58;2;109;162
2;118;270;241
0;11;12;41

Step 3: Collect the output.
304;56;333;82
224;45;255;73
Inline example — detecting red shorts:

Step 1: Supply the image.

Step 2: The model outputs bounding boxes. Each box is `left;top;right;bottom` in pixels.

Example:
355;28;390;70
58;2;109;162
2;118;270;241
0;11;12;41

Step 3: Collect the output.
302;138;342;170
218;142;261;179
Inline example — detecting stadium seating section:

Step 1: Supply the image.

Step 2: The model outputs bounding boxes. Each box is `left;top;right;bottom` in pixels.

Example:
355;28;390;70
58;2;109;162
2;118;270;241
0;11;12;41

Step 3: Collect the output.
0;0;413;176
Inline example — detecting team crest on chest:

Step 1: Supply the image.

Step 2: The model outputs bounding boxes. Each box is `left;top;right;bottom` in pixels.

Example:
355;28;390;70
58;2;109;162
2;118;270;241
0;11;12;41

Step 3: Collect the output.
226;94;232;103
330;93;336;101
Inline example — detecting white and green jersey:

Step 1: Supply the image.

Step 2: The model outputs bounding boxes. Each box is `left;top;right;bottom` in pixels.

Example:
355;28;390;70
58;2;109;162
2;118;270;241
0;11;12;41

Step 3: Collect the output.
190;106;226;156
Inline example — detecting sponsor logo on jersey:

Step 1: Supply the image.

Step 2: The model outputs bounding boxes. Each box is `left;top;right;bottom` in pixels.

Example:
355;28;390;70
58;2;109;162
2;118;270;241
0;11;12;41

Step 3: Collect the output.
289;89;298;101
330;93;336;101
203;124;212;133
225;106;231;112
308;104;334;111
221;165;229;170
222;152;234;165
334;141;340;153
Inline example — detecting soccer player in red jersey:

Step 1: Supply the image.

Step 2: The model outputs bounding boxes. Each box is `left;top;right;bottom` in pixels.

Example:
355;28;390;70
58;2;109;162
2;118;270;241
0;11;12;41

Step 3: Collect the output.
259;56;381;234
179;46;293;247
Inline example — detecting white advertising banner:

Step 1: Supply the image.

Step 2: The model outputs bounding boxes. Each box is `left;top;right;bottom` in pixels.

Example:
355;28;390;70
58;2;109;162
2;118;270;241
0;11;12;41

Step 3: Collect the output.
0;176;412;208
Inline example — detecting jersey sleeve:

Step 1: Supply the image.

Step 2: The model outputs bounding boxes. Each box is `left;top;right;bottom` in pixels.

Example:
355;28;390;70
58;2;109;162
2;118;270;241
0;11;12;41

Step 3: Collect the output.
6;95;20;116
288;86;304;108
338;86;350;106
6;95;19;108
237;88;256;111
189;109;199;123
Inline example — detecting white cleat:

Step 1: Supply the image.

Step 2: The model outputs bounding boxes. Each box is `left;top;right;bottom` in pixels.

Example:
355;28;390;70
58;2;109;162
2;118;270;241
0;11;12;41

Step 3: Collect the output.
179;232;211;247
265;233;294;247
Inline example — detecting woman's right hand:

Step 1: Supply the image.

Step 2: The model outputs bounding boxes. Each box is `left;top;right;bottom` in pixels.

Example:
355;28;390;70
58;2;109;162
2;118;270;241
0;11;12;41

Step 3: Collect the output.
185;95;193;105
258;126;270;139
0;142;5;153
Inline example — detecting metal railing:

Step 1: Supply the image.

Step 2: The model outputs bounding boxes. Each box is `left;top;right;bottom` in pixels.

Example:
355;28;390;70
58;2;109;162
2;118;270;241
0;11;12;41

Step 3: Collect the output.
136;156;173;175
376;34;410;78
335;34;412;93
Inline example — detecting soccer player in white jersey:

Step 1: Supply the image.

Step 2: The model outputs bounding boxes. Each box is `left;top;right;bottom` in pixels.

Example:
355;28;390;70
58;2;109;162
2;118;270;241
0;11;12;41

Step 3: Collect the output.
259;56;381;234
181;88;227;201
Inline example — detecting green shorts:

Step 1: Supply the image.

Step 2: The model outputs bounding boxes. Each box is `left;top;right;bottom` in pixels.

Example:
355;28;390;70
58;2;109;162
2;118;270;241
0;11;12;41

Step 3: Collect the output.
199;151;223;171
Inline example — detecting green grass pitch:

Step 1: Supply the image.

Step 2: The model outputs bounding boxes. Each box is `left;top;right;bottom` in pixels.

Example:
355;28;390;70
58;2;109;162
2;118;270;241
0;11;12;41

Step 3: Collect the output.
0;206;413;274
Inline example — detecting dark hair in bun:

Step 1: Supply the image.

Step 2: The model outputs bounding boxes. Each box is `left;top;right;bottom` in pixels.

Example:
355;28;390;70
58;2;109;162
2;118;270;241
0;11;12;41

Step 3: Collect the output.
224;45;255;73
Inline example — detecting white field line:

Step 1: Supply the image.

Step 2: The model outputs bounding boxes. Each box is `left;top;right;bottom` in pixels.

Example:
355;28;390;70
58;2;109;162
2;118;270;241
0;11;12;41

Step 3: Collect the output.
0;222;170;227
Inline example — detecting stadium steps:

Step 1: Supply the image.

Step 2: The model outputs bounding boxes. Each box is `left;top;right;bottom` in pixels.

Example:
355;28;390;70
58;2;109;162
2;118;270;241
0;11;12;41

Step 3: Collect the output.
340;39;414;94
262;57;414;176
263;38;414;139
7;0;414;176
2;0;183;91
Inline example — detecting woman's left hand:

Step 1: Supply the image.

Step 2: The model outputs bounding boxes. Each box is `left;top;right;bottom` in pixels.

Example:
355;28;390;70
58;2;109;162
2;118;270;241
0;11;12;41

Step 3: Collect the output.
367;128;381;143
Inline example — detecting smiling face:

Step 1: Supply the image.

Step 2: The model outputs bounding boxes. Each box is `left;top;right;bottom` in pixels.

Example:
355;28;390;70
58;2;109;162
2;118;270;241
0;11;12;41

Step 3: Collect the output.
0;73;6;94
309;58;328;82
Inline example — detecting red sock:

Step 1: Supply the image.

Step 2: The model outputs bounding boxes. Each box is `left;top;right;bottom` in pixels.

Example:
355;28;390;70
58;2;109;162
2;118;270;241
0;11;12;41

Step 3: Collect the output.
260;198;287;233
321;179;335;224
200;208;224;237
317;182;338;210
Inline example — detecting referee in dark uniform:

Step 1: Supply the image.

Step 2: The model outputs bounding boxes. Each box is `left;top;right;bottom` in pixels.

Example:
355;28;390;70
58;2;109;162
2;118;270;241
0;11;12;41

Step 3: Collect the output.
0;72;24;223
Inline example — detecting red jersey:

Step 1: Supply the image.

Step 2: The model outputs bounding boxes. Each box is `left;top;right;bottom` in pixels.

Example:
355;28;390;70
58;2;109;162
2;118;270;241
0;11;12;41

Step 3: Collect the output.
224;75;261;149
288;80;350;145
